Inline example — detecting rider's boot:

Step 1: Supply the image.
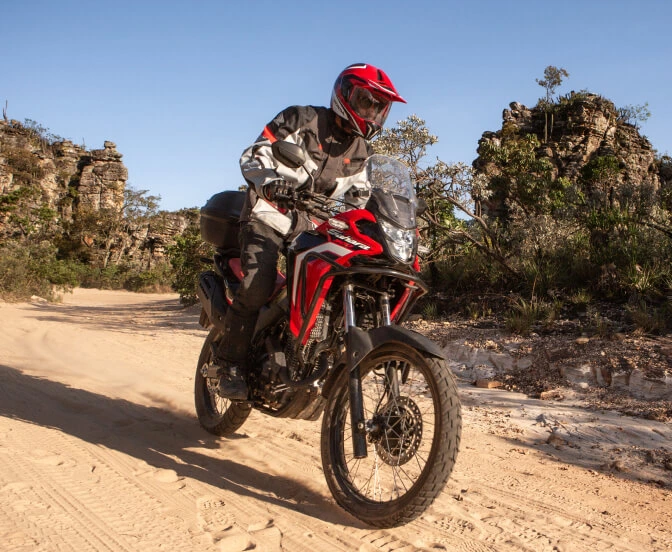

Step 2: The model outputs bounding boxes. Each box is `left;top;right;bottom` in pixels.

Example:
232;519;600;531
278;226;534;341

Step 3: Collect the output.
216;361;248;401
215;312;256;401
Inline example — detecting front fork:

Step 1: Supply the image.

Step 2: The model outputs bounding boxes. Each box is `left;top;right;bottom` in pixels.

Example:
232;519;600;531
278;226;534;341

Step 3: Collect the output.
344;284;393;459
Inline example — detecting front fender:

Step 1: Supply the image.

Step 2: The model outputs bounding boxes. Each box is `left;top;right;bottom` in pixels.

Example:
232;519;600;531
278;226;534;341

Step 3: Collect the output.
348;325;445;368
322;325;445;398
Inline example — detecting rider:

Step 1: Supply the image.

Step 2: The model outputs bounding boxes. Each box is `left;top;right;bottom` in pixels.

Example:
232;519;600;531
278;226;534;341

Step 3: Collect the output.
216;63;406;400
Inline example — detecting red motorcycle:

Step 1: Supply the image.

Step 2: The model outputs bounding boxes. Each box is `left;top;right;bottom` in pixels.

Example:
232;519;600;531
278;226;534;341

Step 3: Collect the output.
195;142;461;527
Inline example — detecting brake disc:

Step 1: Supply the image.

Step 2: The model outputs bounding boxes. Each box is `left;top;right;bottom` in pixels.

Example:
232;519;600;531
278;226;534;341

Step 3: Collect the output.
373;396;423;466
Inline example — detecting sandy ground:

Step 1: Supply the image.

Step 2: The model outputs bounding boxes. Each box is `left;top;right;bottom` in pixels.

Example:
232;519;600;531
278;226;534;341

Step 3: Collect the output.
0;288;671;552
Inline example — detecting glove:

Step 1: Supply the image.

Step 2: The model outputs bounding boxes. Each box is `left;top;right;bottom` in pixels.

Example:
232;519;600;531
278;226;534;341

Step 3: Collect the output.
263;180;295;208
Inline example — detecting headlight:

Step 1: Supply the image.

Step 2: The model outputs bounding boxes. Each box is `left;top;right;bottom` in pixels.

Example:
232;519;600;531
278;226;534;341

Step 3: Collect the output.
380;219;416;262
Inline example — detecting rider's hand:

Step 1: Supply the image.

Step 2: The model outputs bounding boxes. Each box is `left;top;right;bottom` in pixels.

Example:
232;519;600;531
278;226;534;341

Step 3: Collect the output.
264;180;295;208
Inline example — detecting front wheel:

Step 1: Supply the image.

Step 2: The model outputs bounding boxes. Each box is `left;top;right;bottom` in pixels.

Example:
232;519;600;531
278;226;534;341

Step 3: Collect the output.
195;328;251;436
321;344;461;527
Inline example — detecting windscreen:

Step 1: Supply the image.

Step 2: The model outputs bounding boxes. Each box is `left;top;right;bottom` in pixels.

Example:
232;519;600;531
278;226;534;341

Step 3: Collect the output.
366;155;417;229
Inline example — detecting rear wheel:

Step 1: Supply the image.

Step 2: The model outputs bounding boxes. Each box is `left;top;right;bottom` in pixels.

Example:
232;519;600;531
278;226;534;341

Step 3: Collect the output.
194;328;251;436
321;344;461;527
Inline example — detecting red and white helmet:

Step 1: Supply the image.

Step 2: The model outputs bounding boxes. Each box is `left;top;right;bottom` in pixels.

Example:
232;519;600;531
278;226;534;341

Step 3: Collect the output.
331;63;406;140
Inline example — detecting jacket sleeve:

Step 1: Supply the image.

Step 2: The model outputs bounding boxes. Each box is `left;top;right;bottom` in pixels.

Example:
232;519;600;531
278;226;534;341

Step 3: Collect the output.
342;172;372;207
332;141;373;207
239;106;318;198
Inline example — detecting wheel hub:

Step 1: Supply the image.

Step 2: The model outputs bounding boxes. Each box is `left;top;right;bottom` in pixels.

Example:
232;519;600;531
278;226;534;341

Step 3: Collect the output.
370;396;423;466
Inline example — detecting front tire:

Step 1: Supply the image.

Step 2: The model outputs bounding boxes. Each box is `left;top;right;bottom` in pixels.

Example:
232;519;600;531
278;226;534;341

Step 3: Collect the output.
195;328;251;436
321;344;461;527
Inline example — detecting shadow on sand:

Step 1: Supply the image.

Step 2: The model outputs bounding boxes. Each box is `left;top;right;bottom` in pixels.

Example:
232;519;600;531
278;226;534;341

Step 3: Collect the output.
0;363;360;527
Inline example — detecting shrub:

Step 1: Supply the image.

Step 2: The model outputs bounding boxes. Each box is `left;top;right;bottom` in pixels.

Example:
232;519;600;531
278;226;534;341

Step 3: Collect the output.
78;263;130;289
122;262;174;293
0;241;79;301
569;289;592;310
2;147;46;184
77;263;172;292
0;185;37;214
627;300;671;335
505;297;558;335
166;222;212;305
420;301;440;320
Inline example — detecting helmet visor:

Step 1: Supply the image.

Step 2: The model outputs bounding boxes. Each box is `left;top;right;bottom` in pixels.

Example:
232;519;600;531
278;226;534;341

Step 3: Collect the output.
349;86;391;127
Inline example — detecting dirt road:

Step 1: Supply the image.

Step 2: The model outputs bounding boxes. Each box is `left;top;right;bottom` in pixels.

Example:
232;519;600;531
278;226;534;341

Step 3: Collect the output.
0;289;670;551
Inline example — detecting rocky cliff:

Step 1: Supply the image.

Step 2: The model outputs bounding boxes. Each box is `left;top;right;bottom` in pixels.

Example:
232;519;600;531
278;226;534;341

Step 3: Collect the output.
0;121;126;221
473;92;663;212
0;119;188;267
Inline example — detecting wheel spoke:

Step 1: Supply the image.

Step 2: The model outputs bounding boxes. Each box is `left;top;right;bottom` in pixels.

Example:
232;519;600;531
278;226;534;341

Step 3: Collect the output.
334;355;438;503
322;345;461;526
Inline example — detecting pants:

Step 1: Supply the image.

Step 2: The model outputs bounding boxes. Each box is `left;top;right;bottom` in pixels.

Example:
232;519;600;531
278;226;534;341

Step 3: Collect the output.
216;220;285;364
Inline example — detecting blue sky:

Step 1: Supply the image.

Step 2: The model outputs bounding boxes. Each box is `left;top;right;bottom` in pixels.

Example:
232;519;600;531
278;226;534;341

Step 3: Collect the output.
5;0;671;211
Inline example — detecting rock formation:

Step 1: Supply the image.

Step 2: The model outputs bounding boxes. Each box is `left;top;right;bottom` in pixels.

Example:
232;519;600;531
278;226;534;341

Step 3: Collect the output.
0;119;188;268
473;92;662;214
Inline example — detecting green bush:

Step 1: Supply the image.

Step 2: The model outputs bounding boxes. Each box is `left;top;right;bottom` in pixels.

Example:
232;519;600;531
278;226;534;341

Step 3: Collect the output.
505;297;559;335
122;262;174;293
166;224;212;305
426;249;511;294
0;185;37;214
78;263;130;289
0;241;79;301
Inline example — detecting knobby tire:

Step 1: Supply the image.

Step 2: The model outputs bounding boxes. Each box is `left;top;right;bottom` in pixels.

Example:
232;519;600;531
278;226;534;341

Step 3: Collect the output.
320;344;461;527
194;328;251;436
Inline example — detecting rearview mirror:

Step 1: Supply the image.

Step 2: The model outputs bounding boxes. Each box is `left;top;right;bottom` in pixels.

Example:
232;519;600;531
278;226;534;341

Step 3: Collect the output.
271;140;306;169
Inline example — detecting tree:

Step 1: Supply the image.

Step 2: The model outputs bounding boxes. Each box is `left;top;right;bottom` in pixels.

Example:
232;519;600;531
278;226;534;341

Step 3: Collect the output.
123;186;161;224
580;155;621;207
537;66;569;104
617;103;651;130
478;133;563;221
536;66;569;142
59;186;162;268
419;160;519;278
166;209;208;305
374;116;520;282
373;114;438;195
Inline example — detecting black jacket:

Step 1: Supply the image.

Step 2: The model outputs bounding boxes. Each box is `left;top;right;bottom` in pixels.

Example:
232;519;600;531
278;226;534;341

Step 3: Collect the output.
239;105;372;236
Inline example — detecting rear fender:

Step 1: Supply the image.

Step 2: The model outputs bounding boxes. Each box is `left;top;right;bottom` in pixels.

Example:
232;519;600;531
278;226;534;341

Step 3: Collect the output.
321;325;445;398
196;271;228;330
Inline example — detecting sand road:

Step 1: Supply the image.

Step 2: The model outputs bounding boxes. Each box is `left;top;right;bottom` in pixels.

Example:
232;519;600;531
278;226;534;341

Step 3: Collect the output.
0;289;670;551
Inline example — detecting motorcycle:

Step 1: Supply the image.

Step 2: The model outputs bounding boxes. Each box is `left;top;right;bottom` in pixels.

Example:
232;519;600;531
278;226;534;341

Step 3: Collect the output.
195;141;461;527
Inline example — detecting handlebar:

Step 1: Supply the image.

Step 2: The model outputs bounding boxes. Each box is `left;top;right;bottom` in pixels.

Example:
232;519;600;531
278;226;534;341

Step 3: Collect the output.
274;189;342;222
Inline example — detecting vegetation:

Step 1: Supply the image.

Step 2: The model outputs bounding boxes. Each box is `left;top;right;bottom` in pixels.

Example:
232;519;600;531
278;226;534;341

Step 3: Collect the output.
536;65;570;142
0;121;176;300
0;241;80;301
166;209;210;305
617;102;651;129
2;73;671;335
372;74;671;335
